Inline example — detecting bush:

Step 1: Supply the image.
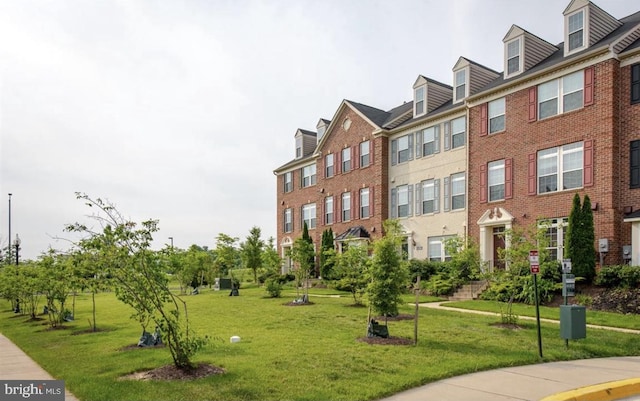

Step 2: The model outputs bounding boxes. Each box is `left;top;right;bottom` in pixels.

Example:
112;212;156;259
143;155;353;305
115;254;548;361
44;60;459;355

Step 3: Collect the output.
408;259;441;282
265;279;282;298
595;265;640;288
424;274;458;296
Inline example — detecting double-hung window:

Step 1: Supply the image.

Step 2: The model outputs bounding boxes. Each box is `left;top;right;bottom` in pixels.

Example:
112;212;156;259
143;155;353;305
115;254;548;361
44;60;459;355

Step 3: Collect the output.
284;208;292;233
342;147;351;173
450;173;465;210
421;179;436;214
567;10;584;52
451;117;465;149
360;188;370;219
342;192;351;221
488;160;505;201
538;71;583;119
360;140;370;168
397;185;410;218
454;69;466;102
538;142;583;194
488;98;505;133
325;196;334;225
397;135;411;163
506;38;521;75
302;203;316;229
284;172;292;193
422;126;437;156
295;136;302;158
325;154;334;178
631;140;640;189
428;236;454;262
414;86;425;116
302;164;316;187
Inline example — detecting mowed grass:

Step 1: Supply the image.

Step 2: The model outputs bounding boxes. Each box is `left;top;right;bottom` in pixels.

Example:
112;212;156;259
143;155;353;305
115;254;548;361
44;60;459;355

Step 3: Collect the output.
444;300;640;330
1;288;640;401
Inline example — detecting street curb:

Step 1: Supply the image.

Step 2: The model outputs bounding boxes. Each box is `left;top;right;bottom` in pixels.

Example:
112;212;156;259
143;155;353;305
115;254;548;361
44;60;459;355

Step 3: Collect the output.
540;378;640;401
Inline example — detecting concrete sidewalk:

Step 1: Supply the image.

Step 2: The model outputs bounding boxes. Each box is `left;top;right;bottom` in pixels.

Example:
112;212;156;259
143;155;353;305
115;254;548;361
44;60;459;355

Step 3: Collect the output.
379;356;640;401
377;302;640;401
0;333;79;401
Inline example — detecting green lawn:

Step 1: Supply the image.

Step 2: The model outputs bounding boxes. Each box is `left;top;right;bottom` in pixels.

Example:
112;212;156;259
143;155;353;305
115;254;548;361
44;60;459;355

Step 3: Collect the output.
1;288;639;401
443;300;640;330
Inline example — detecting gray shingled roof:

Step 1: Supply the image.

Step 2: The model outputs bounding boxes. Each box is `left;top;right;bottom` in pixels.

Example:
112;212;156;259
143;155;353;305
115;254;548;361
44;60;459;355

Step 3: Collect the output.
334;226;370;241
480;9;640;93
298;128;317;137
346;100;391;128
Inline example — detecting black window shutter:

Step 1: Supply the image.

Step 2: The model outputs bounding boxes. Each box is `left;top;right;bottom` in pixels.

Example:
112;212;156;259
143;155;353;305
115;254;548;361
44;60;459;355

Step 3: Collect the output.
631;140;640;188
632;64;640;104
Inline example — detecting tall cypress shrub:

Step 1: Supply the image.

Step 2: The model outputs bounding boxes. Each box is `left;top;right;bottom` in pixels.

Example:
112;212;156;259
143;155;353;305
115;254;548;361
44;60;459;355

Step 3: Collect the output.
580;195;596;282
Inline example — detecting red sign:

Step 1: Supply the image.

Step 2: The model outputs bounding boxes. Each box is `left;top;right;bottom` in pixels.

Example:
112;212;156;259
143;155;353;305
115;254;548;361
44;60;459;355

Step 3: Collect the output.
529;250;539;274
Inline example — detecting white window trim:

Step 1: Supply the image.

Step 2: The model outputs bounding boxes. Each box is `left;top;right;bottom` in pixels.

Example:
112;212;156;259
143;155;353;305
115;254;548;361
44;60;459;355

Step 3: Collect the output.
450;172;466;211
451;117;466;149
504;37;523;78
302;203;316;229
538;71;584;120
325;154;334;178
488;160;505;202
537;142;584;194
453;68;468;103
539;218;568;262
360;140;370;168
422;179;436;214
414;85;426;117
342;147;351;173
284;172;293;193
428;236;454;262
325;196;333;225
397;185;410;218
284;208;293;233
422;126;437;156
488;97;506;134
360;188;370;218
302;164;316;188
342;192;351;221
397;135;411;163
565;9;587;56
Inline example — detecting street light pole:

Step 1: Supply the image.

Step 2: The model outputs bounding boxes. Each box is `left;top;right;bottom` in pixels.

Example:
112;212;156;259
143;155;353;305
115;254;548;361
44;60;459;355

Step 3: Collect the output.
168;237;174;248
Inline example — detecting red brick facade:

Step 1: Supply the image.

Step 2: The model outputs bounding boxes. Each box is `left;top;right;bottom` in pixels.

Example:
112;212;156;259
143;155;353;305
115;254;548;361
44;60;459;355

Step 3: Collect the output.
469;58;639;265
275;104;388;264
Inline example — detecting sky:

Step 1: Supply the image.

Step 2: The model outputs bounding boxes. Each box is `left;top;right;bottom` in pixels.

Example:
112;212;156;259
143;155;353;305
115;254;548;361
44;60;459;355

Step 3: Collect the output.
1;0;637;260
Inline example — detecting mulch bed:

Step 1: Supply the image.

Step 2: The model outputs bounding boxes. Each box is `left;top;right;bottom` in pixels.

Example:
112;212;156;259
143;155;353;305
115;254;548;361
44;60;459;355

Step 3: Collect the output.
284;301;315;306
118;343;166;351
490;323;522;330
120;363;225;381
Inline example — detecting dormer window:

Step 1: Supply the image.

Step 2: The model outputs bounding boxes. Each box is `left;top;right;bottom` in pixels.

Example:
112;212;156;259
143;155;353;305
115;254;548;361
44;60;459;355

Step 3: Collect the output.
295;136;303;158
506;38;521;76
567;10;585;53
454;69;467;103
414;86;425;116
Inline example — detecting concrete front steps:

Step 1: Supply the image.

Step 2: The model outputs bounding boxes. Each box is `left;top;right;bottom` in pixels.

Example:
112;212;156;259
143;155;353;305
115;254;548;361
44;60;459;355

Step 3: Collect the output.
448;280;489;301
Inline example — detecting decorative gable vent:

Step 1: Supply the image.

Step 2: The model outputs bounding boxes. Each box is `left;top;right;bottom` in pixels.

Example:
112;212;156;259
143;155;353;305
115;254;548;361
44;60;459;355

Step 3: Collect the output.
452;57;500;102
503;25;557;79
563;0;622;56
412;75;452;117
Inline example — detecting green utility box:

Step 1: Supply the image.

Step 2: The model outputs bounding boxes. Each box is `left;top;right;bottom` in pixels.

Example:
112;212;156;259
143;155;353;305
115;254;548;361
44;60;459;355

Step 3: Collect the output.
560;305;586;339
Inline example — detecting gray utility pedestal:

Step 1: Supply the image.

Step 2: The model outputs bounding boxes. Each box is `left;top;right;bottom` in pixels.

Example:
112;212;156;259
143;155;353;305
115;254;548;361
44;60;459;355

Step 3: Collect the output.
559;305;586;339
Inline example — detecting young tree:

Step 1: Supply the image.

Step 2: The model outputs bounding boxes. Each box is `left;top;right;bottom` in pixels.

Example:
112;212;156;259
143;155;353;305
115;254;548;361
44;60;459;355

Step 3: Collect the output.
66;193;207;370
289;222;315;301
261;237;281;278
38;252;74;328
333;241;370;305
214;233;239;277
566;194;597;283
580;195;597;282
241;226;264;283
366;220;409;326
319;228;335;280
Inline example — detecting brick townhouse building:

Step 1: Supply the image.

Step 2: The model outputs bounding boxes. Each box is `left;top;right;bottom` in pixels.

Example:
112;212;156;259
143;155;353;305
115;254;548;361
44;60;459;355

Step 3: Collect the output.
275;0;640;271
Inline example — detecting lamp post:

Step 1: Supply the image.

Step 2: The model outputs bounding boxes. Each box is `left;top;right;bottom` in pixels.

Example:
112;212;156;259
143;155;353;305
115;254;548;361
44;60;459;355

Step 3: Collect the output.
168;237;174;248
14;234;20;265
